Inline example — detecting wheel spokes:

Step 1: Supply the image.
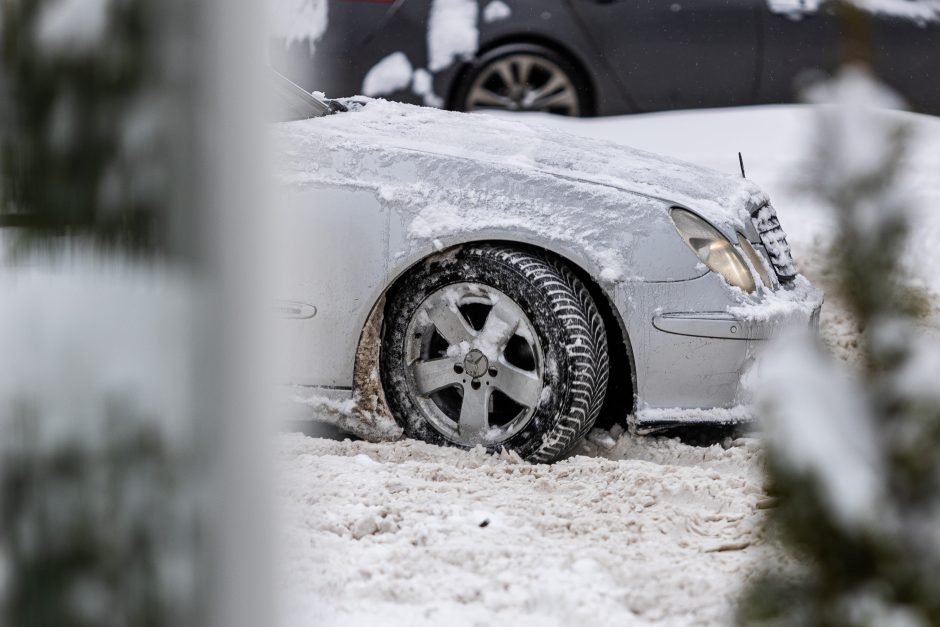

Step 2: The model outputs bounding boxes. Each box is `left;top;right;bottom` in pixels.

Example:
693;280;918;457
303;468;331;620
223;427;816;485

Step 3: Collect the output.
526;71;576;111
479;297;521;355
412;358;461;395
493;363;542;408
469;87;514;108
530;87;577;111
424;294;475;346
528;71;568;101
512;56;534;85
492;59;517;90
458;384;491;440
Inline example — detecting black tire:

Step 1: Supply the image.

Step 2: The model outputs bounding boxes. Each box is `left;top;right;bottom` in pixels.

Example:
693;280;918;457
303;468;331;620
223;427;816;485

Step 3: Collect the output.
381;245;609;462
451;43;592;117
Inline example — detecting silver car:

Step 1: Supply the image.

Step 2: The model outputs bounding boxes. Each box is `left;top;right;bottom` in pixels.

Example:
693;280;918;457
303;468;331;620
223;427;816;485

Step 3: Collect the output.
273;78;823;462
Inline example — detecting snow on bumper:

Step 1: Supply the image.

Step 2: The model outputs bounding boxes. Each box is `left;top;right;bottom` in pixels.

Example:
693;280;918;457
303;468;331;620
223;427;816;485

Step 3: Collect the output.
655;277;824;341
628;274;824;430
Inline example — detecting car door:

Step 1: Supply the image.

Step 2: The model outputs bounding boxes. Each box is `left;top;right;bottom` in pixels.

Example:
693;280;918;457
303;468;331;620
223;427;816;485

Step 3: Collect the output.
273;186;390;388
570;0;762;112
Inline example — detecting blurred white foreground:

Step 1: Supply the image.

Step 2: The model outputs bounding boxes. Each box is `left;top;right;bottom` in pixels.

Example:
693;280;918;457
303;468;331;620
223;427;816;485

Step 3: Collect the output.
277;104;940;626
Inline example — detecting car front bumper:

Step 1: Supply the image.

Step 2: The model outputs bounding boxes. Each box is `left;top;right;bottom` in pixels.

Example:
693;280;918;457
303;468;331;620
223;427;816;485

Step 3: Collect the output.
618;273;824;431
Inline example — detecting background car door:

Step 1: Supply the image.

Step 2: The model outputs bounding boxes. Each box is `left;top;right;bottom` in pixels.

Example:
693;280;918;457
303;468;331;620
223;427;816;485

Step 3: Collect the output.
571;0;761;112
756;0;841;104
758;3;939;115
872;13;940;115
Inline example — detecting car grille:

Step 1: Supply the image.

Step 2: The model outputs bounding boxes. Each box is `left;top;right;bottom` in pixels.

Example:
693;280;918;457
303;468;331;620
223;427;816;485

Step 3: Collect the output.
751;204;797;283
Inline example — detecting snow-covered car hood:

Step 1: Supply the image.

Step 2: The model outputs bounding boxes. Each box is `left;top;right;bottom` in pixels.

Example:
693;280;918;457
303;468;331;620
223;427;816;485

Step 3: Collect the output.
281;98;768;229
274;98;772;283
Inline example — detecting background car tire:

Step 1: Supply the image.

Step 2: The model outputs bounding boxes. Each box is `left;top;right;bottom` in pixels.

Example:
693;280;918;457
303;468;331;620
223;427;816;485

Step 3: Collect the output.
381;245;609;462
452;43;592;117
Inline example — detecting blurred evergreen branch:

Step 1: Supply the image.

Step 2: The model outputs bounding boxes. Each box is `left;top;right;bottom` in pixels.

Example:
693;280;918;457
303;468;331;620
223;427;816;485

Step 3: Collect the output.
0;1;203;626
737;62;940;627
0;0;176;256
1;404;192;627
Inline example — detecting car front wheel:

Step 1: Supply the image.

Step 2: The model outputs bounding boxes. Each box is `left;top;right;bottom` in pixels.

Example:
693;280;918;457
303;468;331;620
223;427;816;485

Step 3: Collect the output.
381;245;609;462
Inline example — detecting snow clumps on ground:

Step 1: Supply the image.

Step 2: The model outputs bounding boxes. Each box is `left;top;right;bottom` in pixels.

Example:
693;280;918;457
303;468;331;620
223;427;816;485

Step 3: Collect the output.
276;432;772;627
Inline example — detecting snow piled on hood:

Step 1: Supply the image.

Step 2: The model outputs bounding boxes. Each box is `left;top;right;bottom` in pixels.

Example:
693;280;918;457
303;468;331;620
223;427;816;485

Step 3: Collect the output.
276;99;767;230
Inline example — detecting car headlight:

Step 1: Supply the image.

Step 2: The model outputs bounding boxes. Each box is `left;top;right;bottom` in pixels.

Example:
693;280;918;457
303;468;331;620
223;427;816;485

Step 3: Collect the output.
736;233;774;289
670;208;755;293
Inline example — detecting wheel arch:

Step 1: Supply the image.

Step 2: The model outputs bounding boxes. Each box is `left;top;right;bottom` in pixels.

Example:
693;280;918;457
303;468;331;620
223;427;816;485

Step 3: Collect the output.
446;35;598;116
352;236;637;430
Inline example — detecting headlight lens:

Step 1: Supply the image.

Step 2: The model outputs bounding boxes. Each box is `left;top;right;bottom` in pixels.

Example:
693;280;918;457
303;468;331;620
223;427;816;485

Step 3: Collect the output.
737;233;774;289
670;208;755;293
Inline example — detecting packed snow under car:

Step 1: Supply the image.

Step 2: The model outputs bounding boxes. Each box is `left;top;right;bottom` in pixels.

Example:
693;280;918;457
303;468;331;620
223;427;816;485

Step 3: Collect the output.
272;81;823;463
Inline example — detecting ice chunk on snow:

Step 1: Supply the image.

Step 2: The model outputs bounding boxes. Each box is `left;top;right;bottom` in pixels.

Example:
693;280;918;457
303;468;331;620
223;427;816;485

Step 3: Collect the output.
290;393;402;441
427;0;479;72
483;0;512;23
362;52;414;97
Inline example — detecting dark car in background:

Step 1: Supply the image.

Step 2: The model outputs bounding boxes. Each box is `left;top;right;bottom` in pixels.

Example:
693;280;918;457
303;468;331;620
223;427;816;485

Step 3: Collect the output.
270;0;940;117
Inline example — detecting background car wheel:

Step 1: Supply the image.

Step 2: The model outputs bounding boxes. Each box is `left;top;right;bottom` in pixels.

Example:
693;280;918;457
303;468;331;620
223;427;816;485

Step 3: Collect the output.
453;44;591;116
381;245;609;462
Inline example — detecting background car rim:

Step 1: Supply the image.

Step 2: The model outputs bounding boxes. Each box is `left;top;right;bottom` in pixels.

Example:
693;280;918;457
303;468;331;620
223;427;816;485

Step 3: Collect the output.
466;53;580;116
404;282;545;446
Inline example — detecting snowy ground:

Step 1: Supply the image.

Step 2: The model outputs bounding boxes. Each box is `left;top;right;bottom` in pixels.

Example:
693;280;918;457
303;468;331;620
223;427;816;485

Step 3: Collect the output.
278;432;770;627
276;105;940;626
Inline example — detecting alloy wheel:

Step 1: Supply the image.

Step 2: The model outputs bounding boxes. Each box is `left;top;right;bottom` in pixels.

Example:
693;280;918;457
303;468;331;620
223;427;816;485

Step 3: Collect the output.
403;282;544;446
465;53;580;116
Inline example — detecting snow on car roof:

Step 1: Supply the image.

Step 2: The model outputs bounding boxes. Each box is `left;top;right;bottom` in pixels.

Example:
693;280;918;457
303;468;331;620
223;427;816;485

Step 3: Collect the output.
277;97;768;231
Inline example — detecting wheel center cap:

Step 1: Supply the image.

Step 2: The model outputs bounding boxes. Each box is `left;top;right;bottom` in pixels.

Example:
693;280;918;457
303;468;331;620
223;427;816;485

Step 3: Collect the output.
463;349;489;379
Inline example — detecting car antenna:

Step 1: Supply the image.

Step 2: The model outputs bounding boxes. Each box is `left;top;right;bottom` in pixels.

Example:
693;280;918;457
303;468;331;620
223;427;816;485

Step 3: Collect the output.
738;152;746;178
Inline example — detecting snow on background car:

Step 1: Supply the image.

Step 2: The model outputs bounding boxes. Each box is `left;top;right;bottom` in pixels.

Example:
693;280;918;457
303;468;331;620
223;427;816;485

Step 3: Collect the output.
276;102;940;626
767;0;940;22
268;0;483;106
268;0;328;49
